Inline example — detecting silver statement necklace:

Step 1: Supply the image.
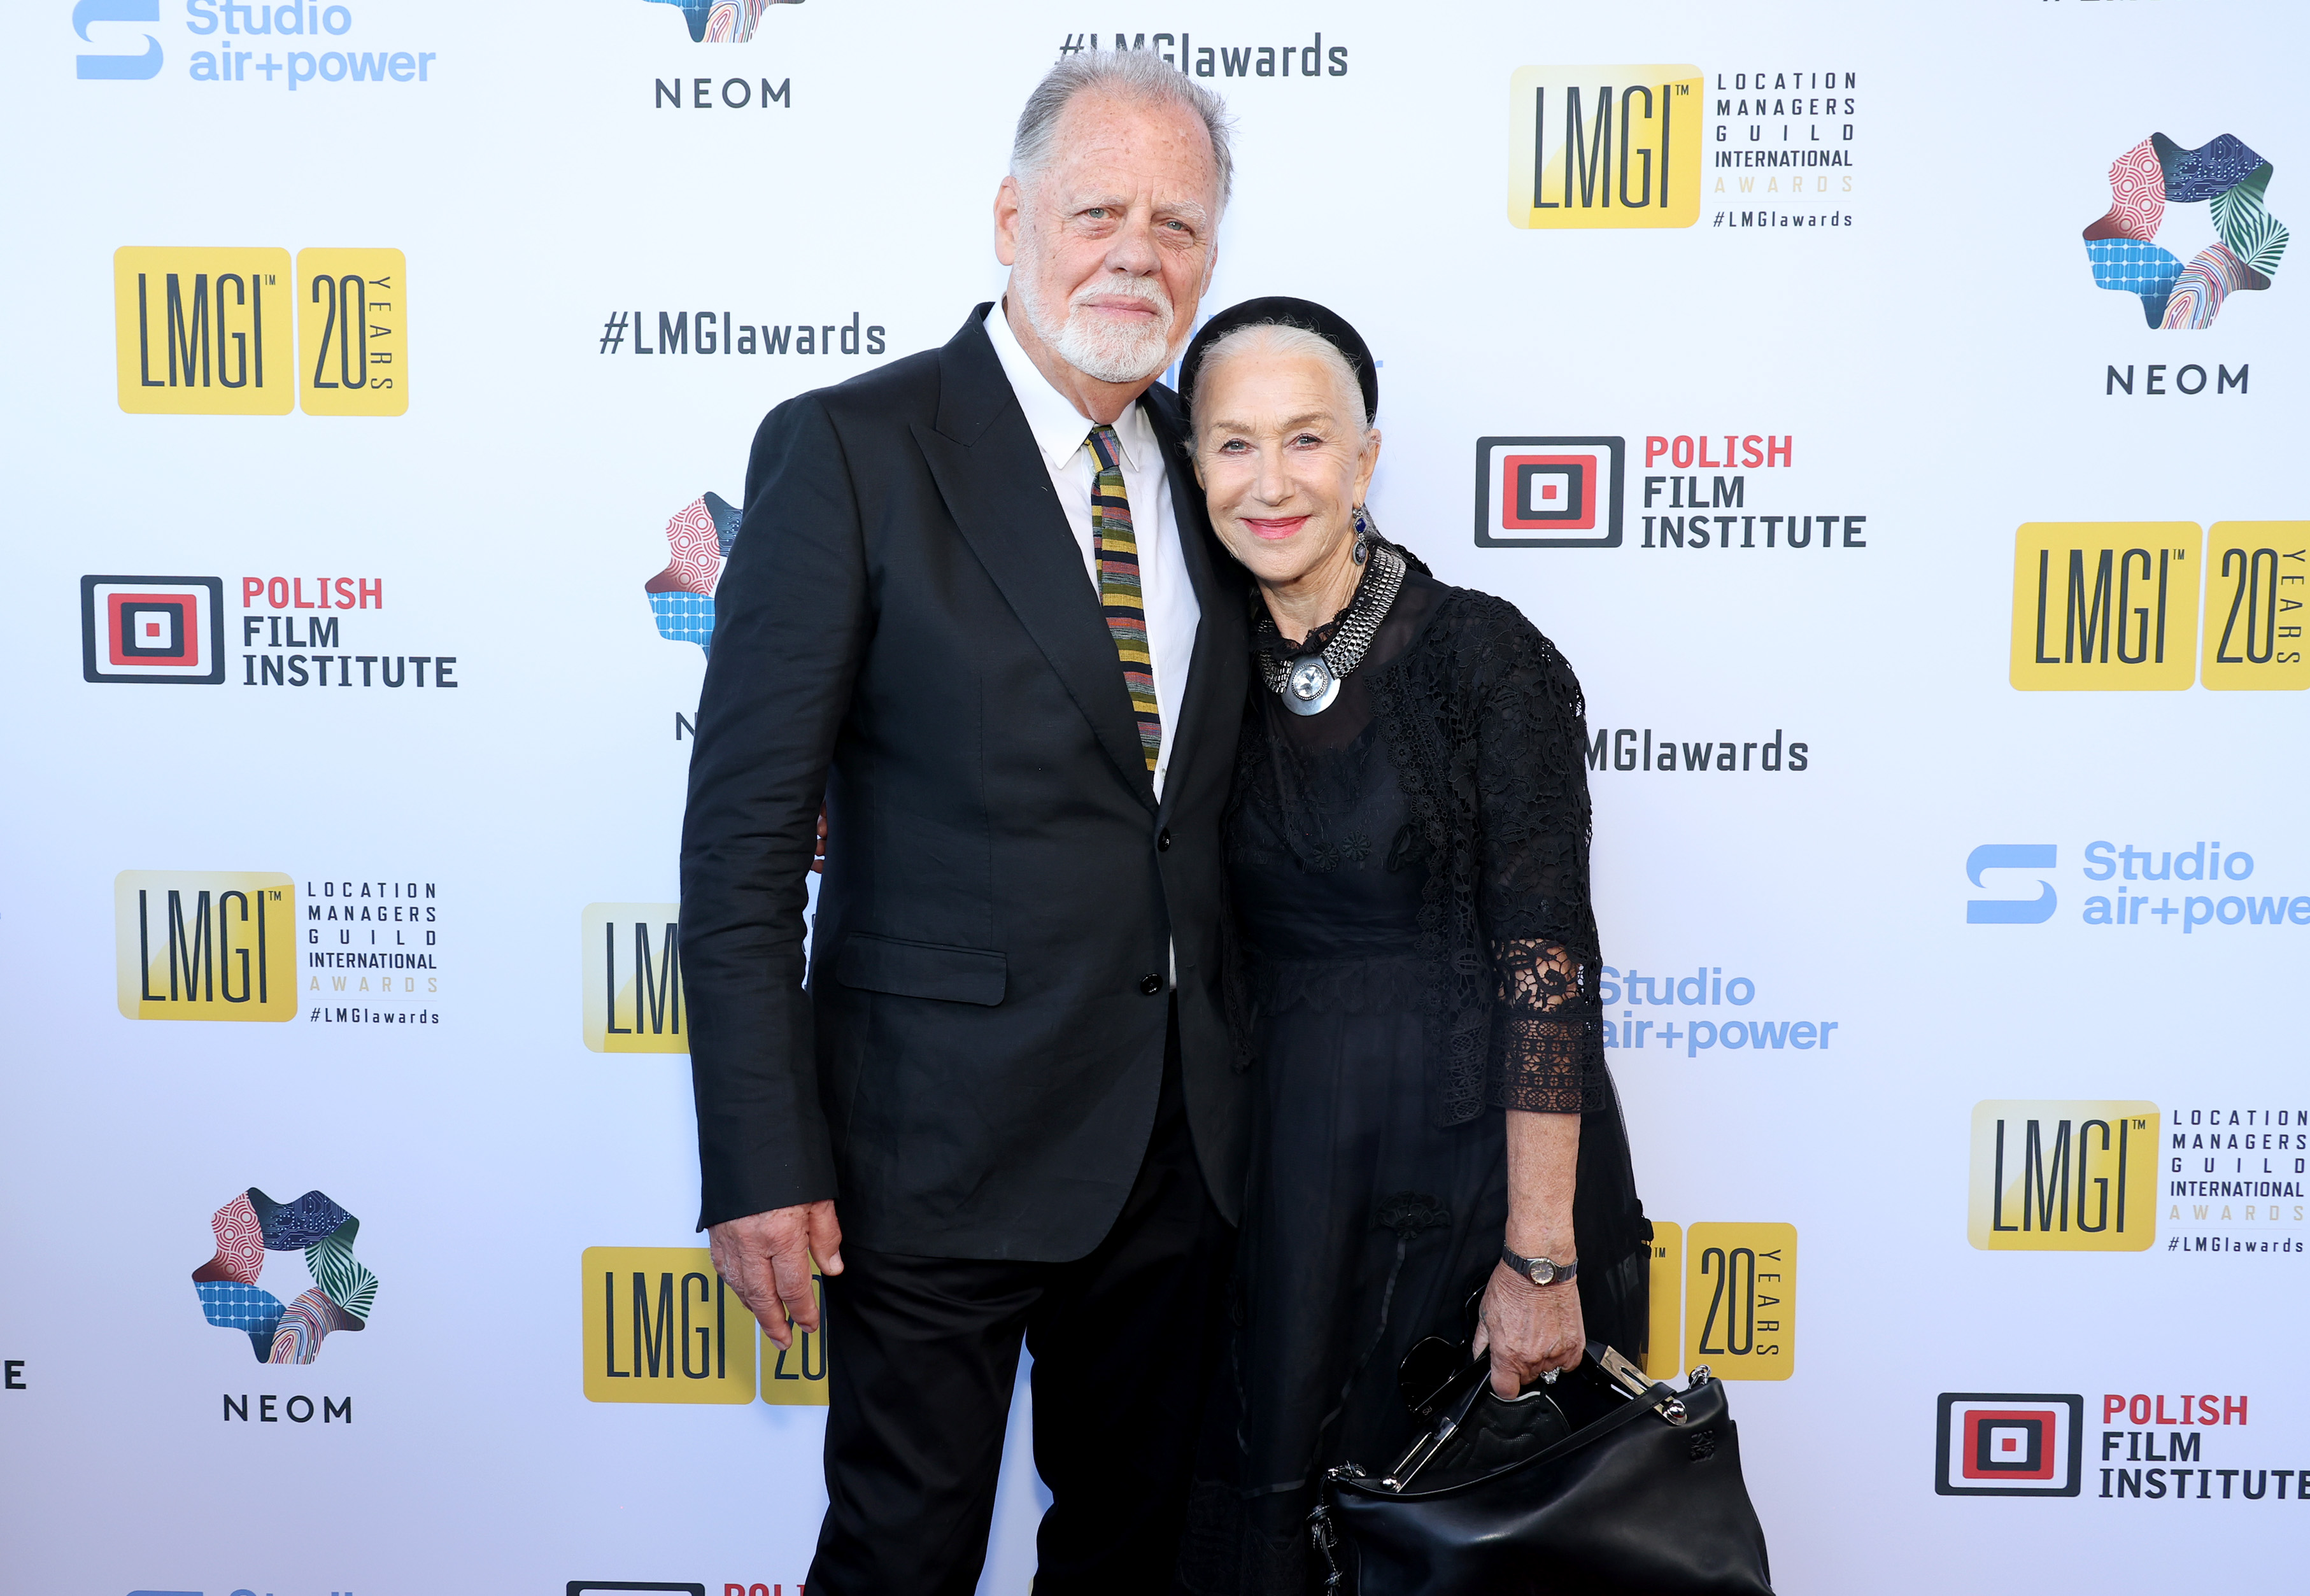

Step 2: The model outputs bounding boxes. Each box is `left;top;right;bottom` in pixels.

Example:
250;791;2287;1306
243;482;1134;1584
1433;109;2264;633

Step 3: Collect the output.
1256;540;1407;716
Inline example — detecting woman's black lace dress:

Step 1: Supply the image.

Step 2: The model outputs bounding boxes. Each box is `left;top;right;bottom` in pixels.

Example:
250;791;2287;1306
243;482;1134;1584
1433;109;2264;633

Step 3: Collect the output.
1180;559;1649;1595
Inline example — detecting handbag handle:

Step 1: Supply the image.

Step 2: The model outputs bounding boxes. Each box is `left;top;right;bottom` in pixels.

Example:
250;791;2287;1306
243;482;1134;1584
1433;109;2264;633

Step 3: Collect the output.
1377;1344;1687;1495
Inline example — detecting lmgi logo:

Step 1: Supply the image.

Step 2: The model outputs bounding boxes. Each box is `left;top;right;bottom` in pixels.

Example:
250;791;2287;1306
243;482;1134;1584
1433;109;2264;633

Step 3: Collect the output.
1968;1101;2157;1252
581;904;687;1052
1507;67;1702;229
113;246;406;415
115;871;298;1021
2010;523;2199;691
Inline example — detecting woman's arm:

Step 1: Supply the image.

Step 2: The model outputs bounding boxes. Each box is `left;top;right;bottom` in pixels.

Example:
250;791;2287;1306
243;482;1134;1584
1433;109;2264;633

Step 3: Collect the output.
1465;607;1608;1394
1472;1071;1587;1394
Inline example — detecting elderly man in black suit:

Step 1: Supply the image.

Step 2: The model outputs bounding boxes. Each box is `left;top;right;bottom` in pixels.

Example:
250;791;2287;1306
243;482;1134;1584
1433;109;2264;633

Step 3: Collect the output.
679;50;1249;1596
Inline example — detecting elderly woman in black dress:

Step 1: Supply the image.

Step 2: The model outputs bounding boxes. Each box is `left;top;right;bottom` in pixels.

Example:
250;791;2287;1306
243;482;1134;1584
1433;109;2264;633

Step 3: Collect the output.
1174;299;1651;1593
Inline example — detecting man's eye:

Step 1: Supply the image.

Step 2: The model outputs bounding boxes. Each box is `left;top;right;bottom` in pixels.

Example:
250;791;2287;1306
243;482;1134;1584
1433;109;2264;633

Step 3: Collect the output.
1083;208;1110;220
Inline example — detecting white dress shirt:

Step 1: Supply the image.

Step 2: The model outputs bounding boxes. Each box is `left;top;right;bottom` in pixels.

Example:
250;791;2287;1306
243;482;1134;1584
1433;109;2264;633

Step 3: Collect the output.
984;302;1200;802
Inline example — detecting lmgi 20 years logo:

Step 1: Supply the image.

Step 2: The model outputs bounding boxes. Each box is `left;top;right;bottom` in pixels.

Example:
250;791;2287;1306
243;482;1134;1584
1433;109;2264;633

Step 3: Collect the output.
1968;1101;2157;1252
2009;523;2309;691
581;1248;827;1406
1641;1222;1797;1381
115;871;297;1021
112;247;406;415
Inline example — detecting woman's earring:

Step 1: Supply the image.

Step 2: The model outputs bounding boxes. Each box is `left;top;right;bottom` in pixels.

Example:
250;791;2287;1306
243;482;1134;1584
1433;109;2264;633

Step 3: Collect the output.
1351;504;1370;564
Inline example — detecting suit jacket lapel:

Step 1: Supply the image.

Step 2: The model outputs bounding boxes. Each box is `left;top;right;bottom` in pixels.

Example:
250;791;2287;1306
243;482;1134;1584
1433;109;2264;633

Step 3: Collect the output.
1140;382;1244;819
912;307;1158;810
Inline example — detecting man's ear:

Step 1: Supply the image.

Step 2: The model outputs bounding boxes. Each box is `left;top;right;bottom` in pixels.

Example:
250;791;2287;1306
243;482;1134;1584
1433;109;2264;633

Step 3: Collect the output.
994;175;1024;267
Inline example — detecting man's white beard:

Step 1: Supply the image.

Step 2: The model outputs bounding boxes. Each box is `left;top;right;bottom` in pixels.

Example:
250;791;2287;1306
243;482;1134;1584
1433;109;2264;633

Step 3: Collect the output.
1020;258;1179;385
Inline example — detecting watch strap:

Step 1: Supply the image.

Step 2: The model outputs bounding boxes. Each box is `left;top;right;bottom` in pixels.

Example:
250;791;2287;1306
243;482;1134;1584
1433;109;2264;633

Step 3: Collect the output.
1501;1245;1577;1287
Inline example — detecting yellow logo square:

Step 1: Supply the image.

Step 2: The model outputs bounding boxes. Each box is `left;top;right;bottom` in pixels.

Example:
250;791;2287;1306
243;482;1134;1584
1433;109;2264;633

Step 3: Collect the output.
1508;67;1702;229
113;248;295;414
115;871;297;1021
1969;1101;2157;1251
297;248;407;416
2010;524;2201;690
581;1248;759;1402
2201;523;2309;690
1640;1221;1683;1379
582;903;688;1052
1682;1223;1795;1380
760;1266;830;1407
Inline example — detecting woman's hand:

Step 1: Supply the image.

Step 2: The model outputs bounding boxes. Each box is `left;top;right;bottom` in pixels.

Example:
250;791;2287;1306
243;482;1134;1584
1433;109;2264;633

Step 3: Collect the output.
1471;1262;1586;1398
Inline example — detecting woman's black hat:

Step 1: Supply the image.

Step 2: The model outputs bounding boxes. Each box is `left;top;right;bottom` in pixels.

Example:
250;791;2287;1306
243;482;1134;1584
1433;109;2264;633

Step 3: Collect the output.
1177;296;1378;425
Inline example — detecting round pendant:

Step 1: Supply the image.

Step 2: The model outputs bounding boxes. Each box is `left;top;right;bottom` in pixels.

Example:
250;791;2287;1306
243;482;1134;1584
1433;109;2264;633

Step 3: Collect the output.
1282;655;1339;716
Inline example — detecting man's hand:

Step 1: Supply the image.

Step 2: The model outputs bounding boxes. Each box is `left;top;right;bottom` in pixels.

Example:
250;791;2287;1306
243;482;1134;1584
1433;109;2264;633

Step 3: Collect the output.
1471;1262;1585;1399
709;1200;844;1350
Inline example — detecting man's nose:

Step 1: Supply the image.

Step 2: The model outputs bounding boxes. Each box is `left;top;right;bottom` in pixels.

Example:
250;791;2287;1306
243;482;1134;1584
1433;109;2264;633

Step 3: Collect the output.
1103;211;1165;278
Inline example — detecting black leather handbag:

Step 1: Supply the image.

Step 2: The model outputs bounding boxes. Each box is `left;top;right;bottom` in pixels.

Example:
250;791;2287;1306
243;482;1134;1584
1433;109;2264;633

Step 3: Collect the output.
1309;1342;1773;1595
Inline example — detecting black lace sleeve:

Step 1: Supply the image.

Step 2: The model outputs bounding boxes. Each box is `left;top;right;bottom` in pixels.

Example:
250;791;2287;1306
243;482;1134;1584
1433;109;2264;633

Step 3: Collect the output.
1467;604;1607;1113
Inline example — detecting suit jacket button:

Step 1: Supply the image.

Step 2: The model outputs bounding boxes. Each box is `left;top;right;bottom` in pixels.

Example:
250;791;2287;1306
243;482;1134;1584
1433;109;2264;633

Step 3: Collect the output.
1138;973;1163;995
1158;828;1172;852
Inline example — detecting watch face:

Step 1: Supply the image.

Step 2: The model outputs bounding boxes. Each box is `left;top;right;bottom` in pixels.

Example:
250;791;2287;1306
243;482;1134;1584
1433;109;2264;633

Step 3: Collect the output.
1529;1259;1555;1285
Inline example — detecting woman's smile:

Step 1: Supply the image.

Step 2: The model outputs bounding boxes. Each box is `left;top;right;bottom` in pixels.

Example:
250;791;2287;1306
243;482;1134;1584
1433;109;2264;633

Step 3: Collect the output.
1240;514;1310;540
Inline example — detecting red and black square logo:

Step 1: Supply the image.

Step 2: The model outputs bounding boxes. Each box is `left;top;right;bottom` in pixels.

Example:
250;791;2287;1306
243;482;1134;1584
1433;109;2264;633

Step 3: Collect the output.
1934;1393;2083;1496
1474;436;1624;548
80;576;225;684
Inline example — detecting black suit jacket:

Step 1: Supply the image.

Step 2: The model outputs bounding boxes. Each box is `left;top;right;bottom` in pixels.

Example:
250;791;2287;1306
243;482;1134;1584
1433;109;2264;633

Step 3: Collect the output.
680;305;1251;1260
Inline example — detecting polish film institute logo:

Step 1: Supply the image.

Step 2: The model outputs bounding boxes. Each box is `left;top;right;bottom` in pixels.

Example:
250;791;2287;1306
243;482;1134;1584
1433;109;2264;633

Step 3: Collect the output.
640;0;800;44
1474;437;1624;548
1935;1394;2083;1496
81;575;224;684
192;1187;378;1364
2083;134;2288;328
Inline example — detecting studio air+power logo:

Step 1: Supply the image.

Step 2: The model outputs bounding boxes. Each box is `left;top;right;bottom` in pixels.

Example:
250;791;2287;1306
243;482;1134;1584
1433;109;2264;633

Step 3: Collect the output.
116;872;297;1021
1936;1394;2085;1496
2009;523;2309;691
81;576;224;683
1474;438;1623;548
113;247;407;415
2084;134;2286;329
193;1187;376;1364
1969;1101;2157;1252
583;905;688;1052
581;1248;828;1406
1507;68;1701;228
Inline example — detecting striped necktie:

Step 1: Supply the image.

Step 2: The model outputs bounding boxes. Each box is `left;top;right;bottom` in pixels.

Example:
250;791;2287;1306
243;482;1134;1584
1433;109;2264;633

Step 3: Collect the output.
1086;423;1161;773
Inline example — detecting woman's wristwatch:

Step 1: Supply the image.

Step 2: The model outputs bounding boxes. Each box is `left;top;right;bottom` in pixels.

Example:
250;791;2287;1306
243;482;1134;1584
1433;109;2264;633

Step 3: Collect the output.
1501;1245;1578;1287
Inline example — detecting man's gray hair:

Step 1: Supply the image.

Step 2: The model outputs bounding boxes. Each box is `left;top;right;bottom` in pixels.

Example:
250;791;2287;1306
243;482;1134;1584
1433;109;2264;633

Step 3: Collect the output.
1012;50;1234;210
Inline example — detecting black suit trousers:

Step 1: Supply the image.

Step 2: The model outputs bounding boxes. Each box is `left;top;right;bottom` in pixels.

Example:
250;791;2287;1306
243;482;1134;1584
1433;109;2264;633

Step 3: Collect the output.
809;1006;1232;1595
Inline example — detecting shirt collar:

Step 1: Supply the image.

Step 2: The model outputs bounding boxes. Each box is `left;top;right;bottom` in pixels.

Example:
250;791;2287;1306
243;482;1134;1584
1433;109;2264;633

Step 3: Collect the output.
984;300;1154;475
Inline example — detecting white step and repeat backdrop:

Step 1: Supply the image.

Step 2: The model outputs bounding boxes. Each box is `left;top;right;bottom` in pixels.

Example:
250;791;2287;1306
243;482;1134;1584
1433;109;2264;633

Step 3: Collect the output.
4;1;2305;1592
